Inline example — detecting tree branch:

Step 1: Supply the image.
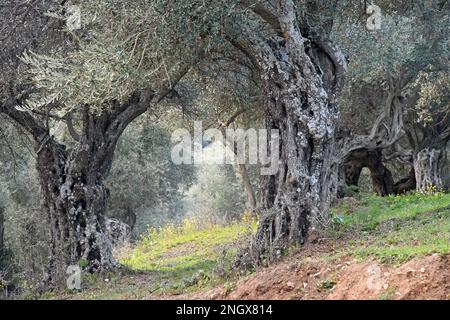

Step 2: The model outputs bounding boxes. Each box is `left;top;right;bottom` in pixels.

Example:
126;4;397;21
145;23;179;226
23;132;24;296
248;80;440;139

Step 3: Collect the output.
218;108;250;128
0;96;47;141
239;0;281;34
65;111;81;142
225;35;261;71
339;81;405;161
308;33;348;96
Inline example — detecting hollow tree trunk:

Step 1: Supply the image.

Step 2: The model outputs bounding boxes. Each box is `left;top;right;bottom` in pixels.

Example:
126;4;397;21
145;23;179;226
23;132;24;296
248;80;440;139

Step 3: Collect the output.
336;160;363;198
37;139;116;286
364;150;394;196
414;147;447;192
393;167;416;194
343;149;394;196
248;3;346;264
344;159;364;186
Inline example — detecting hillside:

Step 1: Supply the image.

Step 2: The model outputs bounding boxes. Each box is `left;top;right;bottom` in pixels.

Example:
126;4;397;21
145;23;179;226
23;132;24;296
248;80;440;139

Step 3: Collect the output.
50;192;450;300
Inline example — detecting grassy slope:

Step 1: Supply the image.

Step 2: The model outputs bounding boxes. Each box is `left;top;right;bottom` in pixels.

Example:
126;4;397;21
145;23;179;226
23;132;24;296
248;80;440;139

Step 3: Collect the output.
53;192;450;300
331;192;450;264
120;217;257;291
53;217;257;299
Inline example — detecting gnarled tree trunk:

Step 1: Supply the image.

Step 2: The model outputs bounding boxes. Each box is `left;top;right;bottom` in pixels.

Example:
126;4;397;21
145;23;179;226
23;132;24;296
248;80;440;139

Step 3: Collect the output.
414;147;447;192
336;159;363;198
37;140;116;286
393;167;416;194
342;149;394;196
364;150;394;196
344;159;364;187
337;75;408;197
35;91;154;287
246;1;346;264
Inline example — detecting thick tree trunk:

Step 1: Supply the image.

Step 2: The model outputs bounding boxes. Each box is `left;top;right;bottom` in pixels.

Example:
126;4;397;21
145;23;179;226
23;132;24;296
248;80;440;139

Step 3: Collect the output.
393;167;416;194
246;3;346;265
414;147;447;192
33;90;154;287
1;73;155;286
343;149;394;196
37;140;117;286
344;159;364;187
365;150;394;196
336;160;363;198
236;164;257;215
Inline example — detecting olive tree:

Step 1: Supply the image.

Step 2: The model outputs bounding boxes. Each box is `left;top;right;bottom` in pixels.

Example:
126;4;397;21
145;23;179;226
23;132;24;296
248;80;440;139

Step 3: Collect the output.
0;0;205;284
333;0;449;195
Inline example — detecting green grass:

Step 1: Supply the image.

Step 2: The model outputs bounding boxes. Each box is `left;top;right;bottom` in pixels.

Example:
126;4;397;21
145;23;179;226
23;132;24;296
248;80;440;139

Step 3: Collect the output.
52;216;257;299
332;192;450;264
52;192;450;299
332;192;450;229
119;216;257;292
351;209;450;264
378;287;397;300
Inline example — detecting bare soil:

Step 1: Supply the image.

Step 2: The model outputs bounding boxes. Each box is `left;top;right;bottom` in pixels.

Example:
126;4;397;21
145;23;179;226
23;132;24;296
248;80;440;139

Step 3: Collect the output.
183;243;450;300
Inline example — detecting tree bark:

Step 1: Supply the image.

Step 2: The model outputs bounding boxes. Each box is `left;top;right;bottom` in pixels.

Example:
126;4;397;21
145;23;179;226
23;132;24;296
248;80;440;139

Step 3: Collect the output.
35;91;154;287
414;147;447;192
243;1;346;264
343;149;394;196
37;139;116;286
393;167;416;194
365;150;394;196
0;206;4;263
337;75;408;197
344;159;364;187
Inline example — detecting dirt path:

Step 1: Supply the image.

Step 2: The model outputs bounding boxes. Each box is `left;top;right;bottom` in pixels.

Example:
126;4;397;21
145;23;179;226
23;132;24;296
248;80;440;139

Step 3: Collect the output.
92;236;450;300
178;240;450;300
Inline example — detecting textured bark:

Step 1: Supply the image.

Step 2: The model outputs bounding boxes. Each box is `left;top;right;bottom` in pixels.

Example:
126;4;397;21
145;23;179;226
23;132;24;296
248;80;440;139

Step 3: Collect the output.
105;218;131;248
1;56;195;285
244;1;346;264
217;111;258;216
0;206;4;262
110;205;136;231
365;150;394;196
337;77;407;195
414;147;447;192
336;159;363;198
370;165;394;196
393;168;416;194
344;159;364;186
35;91;154;287
37;139;116;286
343;149;394;196
342;148;417;196
339;86;405;159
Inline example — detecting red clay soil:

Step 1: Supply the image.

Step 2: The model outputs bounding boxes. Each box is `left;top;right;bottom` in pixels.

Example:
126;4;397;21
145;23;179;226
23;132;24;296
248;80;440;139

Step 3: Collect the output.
187;253;450;300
